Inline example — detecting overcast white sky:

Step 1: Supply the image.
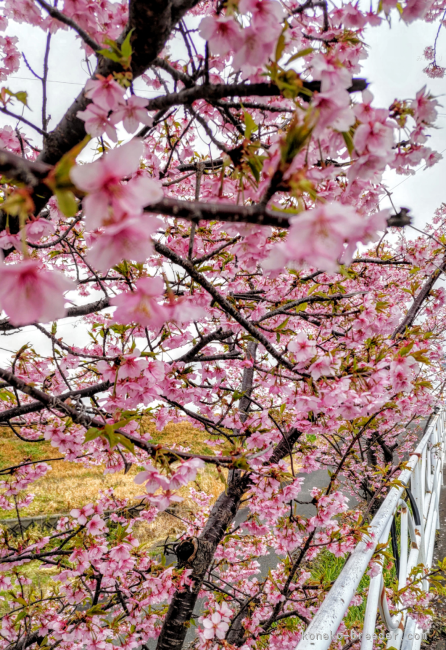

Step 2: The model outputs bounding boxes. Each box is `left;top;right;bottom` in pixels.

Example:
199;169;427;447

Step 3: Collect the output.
5;11;446;224
1;11;446;363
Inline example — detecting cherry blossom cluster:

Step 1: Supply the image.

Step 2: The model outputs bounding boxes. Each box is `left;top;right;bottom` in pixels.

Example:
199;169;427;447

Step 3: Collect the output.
79;75;153;139
1;0;446;648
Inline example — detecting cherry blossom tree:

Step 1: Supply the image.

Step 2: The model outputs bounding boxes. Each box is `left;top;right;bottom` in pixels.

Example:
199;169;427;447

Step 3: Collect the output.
0;0;446;649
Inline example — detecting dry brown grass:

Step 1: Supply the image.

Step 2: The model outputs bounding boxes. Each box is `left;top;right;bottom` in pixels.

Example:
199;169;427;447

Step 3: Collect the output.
0;422;226;530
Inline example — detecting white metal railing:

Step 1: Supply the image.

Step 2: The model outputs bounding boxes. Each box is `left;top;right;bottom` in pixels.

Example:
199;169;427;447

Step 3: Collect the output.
296;410;446;650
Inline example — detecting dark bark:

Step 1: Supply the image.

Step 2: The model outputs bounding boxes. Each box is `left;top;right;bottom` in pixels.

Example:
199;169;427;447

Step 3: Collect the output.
0;297;111;333
156;471;250;650
38;0;201;168
0;381;111;422
175;329;233;363
143;78;367;112
145;197;409;230
238;341;258;419
391;255;446;339
156;425;303;650
156;342;257;650
154;241;300;373
0;149;51;185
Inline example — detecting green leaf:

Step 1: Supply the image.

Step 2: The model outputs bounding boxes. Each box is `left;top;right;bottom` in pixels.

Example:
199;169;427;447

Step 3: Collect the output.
97;49;121;63
86;605;106;616
14;91;28;107
121;29;134;59
243;111;257;140
280;113;315;164
232;457;250;470
247;154;265;182
114;433;135;454
3;88;29;107
410;350;430;364
84;427;102;442
14;610;28;625
103;429;118;448
98;29;134;69
399;342;414;356
342;130;355;156
277;316;290;330
338;264;357;279
275;31;287;62
286;47;314;65
55;189;78;217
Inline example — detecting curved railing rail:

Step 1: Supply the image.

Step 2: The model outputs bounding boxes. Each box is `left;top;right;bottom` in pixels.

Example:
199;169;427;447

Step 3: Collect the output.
296;410;445;650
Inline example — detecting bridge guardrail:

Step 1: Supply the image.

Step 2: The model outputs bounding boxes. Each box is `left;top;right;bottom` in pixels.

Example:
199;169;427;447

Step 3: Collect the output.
295;410;445;650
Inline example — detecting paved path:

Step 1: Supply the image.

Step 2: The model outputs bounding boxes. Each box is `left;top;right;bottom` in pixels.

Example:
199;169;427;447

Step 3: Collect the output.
426;463;446;650
144;422;433;649
145;467;357;648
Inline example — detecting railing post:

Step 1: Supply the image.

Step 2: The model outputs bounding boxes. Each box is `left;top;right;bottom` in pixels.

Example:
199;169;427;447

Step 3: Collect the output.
294;412;443;650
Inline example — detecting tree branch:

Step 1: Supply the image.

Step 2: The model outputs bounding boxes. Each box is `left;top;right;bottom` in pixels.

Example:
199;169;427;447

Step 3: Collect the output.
34;0;101;52
154;241;302;374
0;297;111;333
0;368;236;466
0;380;111;422
391;255;446;339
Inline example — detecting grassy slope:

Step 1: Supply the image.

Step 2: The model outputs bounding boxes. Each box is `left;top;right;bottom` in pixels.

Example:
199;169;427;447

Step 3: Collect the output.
2;424;402;631
0;421;225;520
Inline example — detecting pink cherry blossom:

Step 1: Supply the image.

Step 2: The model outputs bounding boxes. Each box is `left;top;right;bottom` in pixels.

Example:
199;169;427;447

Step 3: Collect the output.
0;231;22;251
312;88;355;134
111;276;170;329
311;53;352;92
87;217;159;271
0;34;20;81
84;74;126;111
169;458;204;490
146;491;183;512
134;464;171;494
0;125;24;155
110;95;153;133
367;561;381;578
347;151;392;182
423;148;443;167
85;514;108;536
389;355;418;393
402;0;433;23
308;356;340;380
70;504;95;525
109;544;132;562
199;16;242;56
232;26;276;75
289;332;316;363
169;297;207;324
0;260;74;326
25;219;55;243
353;120;394;156
201;612;230;640
70;139;163;229
239;0;284;31
411;86;439;125
119;350;145;379
77;103;118;141
264;202;364;273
